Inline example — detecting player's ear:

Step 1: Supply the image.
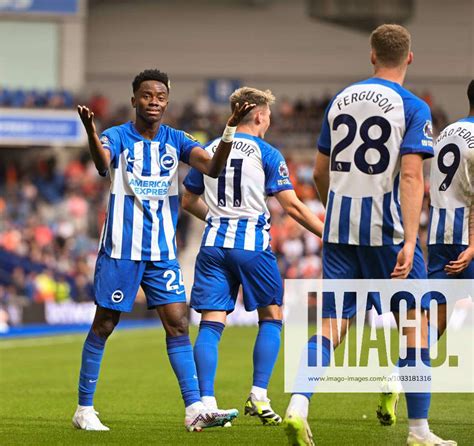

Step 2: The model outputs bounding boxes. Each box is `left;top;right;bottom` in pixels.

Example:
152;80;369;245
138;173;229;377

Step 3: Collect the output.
407;51;414;66
254;109;261;125
131;96;136;108
370;49;376;66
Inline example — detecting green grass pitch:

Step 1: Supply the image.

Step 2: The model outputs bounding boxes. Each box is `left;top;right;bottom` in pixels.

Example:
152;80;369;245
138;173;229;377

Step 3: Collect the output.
1;326;472;445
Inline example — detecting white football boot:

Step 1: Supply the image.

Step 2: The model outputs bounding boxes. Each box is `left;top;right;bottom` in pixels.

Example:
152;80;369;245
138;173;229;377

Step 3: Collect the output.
407;431;457;445
185;406;239;432
72;406;110;431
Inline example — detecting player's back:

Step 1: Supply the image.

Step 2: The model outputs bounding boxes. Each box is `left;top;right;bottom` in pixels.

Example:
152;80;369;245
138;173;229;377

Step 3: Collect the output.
184;133;292;251
318;78;433;246
428;117;474;246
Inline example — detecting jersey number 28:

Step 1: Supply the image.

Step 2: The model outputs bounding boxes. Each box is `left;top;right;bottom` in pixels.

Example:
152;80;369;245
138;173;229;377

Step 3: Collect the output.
330;114;391;175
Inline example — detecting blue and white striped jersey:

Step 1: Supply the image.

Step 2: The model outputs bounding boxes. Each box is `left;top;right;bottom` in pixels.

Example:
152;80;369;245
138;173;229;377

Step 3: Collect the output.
98;121;201;260
428;117;474;245
183;133;293;251
318;78;434;246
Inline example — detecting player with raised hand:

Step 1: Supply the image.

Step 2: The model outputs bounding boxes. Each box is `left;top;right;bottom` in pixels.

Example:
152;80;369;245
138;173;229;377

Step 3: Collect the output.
283;25;456;446
72;69;255;432
427;80;474;284
181;87;323;427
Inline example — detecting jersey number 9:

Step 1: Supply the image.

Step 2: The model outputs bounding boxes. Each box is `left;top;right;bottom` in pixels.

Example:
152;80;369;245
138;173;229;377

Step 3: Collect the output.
437;143;460;191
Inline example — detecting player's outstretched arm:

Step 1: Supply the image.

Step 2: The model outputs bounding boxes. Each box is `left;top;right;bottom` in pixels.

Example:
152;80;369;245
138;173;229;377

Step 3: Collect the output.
188;102;256;178
392;153;425;279
182;190;208;221
77;105;110;175
274;189;323;238
445;203;474;275
313;152;330;208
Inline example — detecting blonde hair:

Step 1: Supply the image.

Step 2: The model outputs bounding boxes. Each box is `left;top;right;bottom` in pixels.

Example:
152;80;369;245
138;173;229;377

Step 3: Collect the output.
370;24;411;68
230;87;275;123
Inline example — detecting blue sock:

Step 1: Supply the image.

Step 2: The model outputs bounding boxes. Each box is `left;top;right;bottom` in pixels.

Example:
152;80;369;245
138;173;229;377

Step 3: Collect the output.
252;320;283;389
296;335;331;400
193;321;225;397
166;335;201;407
78;330;106;406
399;348;431;419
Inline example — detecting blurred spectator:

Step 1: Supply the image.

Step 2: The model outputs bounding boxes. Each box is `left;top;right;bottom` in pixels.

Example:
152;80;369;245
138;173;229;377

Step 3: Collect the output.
0;88;74;109
88;93;110;122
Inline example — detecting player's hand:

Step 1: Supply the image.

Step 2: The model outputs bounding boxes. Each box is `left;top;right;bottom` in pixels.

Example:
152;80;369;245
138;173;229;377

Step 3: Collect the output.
227;102;257;127
444;246;474;276
391;242;415;279
77;105;97;135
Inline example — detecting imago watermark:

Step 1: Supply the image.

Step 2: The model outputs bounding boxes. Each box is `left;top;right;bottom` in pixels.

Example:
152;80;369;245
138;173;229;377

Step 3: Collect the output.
284;280;473;393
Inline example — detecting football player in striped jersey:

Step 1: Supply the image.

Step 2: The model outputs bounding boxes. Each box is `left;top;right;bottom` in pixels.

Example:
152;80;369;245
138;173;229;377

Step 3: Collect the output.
72;69;255;432
284;25;455;446
427;80;474;284
182;87;323;426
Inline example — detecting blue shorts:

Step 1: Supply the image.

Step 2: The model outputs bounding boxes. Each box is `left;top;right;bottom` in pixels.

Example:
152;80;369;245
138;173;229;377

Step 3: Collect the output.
428;244;474;279
190;246;283;313
94;249;186;313
322;242;428;318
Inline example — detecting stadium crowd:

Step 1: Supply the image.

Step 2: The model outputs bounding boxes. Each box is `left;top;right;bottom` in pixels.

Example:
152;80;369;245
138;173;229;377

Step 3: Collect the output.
0;91;442;322
0;87;74;109
0;88;450;145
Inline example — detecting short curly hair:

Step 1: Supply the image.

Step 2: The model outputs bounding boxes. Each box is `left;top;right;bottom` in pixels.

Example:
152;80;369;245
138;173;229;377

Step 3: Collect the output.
132;69;170;93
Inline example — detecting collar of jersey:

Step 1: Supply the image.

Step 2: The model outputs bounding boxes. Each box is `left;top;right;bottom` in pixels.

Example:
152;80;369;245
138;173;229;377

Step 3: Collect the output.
458;116;474;123
234;132;259;142
366;77;400;88
128;121;164;141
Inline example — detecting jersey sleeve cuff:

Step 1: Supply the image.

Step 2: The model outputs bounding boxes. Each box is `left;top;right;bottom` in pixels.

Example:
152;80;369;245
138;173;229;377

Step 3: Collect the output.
183;183;204;195
266;184;294;196
400;147;434;159
183;144;204;165
317;145;330;156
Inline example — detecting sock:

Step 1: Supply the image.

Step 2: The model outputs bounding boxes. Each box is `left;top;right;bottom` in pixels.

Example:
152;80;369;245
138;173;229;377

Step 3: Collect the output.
428;320;442;346
408;418;430;437
250;385;267;401
193;321;225;397
78;330;107;406
166;335;201;407
252;320;283;390
185;401;205;417
399;348;431;421
286;393;310;418
201;395;218;409
294;335;332;401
